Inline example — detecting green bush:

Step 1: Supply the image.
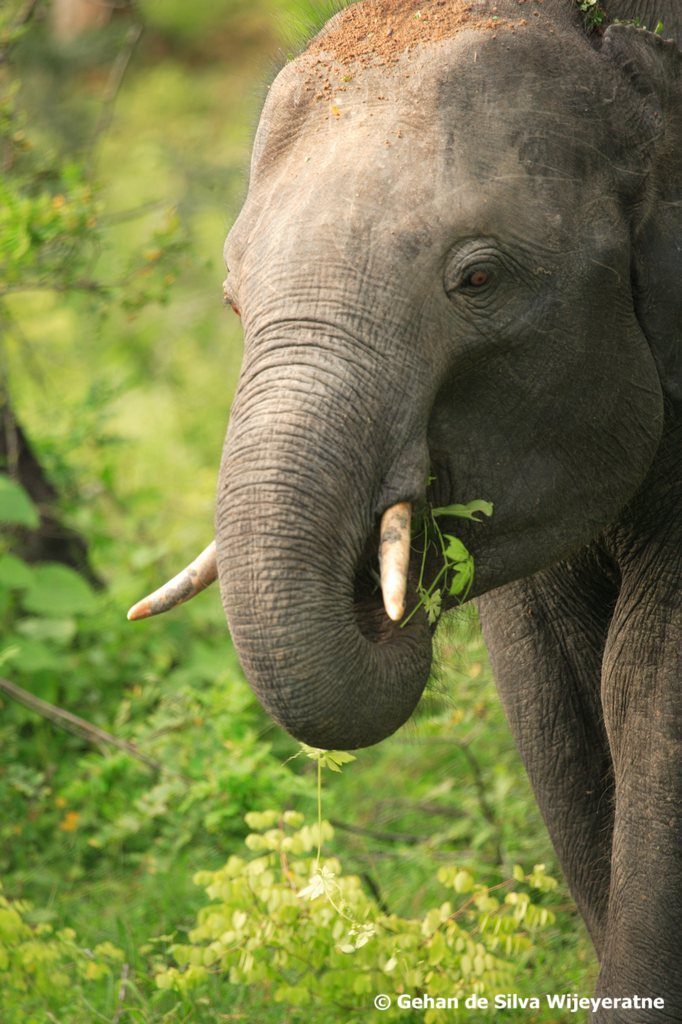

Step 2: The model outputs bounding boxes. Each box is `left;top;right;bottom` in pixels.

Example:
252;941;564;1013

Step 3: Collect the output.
0;881;124;1024
0;478;304;887
155;811;560;1023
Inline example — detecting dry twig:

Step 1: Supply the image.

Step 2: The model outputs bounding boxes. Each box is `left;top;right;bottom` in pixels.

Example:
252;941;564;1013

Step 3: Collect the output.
0;676;190;781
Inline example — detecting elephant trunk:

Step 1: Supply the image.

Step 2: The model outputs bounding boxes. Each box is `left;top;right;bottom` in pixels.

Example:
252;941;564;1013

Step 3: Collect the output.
215;351;432;749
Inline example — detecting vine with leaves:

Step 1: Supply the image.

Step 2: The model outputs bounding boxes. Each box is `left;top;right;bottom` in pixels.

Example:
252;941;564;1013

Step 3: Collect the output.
401;499;493;628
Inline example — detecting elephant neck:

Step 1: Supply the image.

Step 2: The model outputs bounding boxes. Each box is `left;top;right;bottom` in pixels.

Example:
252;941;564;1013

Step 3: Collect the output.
602;395;681;559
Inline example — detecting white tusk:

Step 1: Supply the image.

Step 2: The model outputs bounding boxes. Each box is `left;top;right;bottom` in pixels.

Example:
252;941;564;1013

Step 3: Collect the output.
379;502;411;622
127;541;218;621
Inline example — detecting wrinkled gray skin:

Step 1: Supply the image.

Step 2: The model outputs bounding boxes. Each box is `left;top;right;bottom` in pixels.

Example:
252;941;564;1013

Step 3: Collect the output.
216;0;681;1017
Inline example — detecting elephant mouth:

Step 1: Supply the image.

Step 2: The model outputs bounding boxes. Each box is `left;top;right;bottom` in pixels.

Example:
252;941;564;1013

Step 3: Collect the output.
353;527;405;643
352;513;438;642
352;526;384;634
353;456;456;643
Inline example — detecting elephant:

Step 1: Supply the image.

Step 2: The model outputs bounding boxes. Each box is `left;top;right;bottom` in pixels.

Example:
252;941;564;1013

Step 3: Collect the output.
128;0;682;1018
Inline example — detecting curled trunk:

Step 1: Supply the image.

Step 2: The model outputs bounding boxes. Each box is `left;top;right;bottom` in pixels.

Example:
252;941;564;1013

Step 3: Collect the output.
215;358;431;749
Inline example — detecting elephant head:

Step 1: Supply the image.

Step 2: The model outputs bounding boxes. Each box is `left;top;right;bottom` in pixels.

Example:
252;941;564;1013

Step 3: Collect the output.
129;0;681;750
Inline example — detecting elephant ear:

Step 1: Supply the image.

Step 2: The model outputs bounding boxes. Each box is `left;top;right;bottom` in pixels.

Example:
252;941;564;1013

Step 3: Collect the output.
602;25;682;399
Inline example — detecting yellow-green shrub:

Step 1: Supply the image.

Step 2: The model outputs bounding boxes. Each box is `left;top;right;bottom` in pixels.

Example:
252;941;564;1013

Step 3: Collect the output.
156;812;559;1023
0;882;124;1024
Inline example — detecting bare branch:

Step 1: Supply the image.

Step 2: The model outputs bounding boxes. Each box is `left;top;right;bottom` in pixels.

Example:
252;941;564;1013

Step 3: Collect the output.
328;818;423;846
0;676;190;780
0;279;111;299
89;21;144;165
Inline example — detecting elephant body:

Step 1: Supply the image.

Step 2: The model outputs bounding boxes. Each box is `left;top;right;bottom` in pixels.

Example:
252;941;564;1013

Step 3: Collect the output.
136;0;681;1017
480;410;681;1011
216;2;682;1016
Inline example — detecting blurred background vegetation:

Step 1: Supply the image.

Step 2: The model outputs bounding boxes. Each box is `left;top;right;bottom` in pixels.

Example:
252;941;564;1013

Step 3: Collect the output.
1;1;596;1019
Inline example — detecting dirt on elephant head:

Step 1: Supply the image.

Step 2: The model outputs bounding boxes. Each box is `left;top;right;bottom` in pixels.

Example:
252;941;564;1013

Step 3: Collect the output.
306;0;522;69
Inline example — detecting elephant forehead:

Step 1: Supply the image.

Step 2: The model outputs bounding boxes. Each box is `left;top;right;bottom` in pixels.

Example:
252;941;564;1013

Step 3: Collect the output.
254;18;611;188
254;25;523;170
306;0;513;69
242;108;604;265
230;20;620;273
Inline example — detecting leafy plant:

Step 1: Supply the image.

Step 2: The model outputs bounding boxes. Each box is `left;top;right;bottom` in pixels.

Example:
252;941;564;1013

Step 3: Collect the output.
0;476;39;528
155;811;560;1023
0;480;304;884
402;500;493;628
577;0;606;31
295;744;367;930
0;881;124;1024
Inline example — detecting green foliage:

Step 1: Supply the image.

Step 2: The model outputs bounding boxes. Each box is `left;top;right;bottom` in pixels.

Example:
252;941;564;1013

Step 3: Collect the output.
577;0;606;31
0;486;304;880
1;483;590;1020
299;745;357;772
0;161;99;292
155;812;560;1023
0;474;39;527
0;497;100;677
576;0;666;35
0;7;187;309
149;739;576;1023
0;881;124;1024
402;500;493;627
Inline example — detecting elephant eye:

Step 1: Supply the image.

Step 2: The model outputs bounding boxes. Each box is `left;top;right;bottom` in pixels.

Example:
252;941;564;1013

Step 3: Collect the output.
444;244;501;300
458;266;494;293
466;269;489;288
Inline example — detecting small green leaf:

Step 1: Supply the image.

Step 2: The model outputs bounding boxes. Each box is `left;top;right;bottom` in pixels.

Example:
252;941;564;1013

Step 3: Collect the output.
453;869;474;893
299;744;356;772
422;589;442;625
244;810;280;831
299;743;326;762
298;866;335;901
443;536;470;564
0;554;34;590
448;562;474;597
325;750;357;770
16;616;77;643
431;500;493;522
0;476;39;528
21;564;97;617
